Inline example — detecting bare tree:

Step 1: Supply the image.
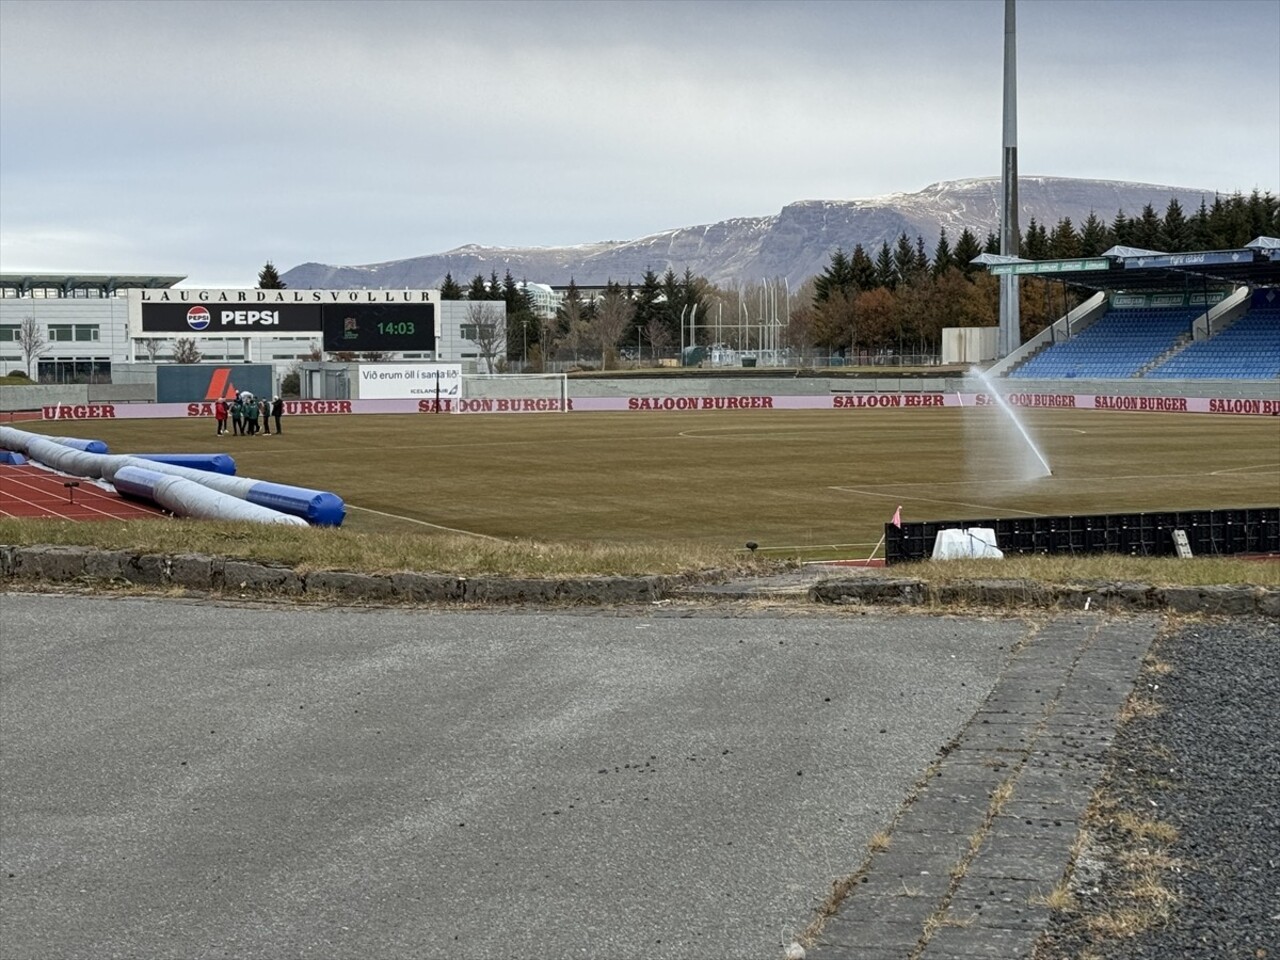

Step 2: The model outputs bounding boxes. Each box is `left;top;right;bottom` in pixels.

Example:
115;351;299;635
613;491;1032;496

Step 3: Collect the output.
465;300;504;373
18;316;46;377
138;337;164;362
532;312;559;371
643;314;672;365
592;290;633;371
557;294;585;363
171;337;203;363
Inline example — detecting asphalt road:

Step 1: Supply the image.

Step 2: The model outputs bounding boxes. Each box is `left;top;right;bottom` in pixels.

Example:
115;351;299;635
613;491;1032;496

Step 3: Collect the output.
1;594;1024;960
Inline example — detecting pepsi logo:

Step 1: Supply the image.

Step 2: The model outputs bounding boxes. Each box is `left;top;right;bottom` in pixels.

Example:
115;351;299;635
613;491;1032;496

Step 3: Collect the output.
187;306;211;331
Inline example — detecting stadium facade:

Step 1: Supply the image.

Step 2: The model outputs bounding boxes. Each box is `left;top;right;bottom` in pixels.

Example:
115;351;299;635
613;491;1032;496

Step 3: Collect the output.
0;273;505;384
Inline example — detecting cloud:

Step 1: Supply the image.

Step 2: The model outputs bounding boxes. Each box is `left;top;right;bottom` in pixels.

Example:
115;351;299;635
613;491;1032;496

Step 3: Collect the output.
1;0;1275;284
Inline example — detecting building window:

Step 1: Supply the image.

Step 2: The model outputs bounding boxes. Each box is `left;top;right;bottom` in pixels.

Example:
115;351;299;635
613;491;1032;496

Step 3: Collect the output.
47;324;100;343
461;323;497;341
0;325;17;342
37;358;112;383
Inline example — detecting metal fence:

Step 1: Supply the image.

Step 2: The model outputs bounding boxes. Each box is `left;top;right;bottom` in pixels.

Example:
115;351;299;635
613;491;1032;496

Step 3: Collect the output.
885;507;1280;564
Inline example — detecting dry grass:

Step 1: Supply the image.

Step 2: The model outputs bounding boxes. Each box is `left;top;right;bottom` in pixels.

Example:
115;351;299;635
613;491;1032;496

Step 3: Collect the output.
1049;795;1184;948
0;517;763;578
1032;881;1078;913
868;831;892;853
1118;693;1164;724
895;554;1278;587
1113;810;1180;846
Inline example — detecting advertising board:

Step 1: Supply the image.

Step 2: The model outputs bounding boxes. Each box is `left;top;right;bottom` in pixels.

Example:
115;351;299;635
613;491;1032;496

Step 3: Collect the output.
156;363;275;403
357;363;462;400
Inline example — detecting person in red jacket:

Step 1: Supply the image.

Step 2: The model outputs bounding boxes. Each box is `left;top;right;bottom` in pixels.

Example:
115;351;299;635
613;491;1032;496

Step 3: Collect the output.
215;397;228;435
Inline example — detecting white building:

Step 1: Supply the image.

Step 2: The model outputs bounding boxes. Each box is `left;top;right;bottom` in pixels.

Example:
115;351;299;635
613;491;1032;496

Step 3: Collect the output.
517;281;562;319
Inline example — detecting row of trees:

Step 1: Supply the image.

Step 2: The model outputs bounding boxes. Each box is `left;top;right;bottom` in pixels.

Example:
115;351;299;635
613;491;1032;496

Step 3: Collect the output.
254;188;1274;370
446;266;710;370
793;190;1279;358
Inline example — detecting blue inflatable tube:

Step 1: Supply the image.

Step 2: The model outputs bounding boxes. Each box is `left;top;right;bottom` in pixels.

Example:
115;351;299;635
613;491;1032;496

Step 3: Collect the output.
133;453;237;475
244;481;346;527
107;458;346;527
50;436;109;454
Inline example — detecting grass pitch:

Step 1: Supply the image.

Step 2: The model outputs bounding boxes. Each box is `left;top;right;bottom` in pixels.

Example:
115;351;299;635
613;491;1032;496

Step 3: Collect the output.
19;408;1280;562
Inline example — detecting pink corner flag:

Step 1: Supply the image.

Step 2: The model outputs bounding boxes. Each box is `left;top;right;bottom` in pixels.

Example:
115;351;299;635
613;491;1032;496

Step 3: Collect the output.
891;506;902;528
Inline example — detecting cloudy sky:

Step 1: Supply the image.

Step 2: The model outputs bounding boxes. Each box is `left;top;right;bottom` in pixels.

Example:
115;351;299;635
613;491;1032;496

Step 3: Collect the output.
1;0;1276;286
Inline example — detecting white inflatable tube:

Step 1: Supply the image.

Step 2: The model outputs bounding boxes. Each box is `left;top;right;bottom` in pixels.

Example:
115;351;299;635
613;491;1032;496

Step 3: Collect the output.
113;466;307;526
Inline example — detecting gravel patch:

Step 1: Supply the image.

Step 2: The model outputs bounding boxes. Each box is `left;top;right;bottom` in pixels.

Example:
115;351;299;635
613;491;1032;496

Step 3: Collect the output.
1036;617;1280;958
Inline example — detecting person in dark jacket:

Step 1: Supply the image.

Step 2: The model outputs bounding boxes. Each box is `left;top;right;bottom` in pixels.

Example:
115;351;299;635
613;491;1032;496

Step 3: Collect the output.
271;396;284;434
230;395;244;435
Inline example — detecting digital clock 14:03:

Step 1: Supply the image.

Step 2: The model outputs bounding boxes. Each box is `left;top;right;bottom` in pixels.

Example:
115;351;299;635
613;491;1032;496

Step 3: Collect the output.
321;303;437;352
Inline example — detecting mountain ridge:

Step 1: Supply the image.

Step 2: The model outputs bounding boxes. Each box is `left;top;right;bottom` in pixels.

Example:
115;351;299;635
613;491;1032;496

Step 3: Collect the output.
281;176;1214;290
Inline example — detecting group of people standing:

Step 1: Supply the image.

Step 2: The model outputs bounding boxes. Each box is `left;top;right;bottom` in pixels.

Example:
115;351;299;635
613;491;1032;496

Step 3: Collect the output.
214;393;283;436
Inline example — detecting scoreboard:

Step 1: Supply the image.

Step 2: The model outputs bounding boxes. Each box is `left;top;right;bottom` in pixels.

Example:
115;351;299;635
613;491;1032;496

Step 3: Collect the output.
321;302;435;352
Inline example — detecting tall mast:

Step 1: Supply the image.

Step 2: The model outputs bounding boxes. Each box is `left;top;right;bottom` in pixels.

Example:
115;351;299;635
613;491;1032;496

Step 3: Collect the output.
999;0;1021;357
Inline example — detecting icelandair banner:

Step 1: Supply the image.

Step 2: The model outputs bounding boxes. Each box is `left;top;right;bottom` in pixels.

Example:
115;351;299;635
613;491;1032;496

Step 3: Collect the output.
128;288;437;338
38;392;1280;419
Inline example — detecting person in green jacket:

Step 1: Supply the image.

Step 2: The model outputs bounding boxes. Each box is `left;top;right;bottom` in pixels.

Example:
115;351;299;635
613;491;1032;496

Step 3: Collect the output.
230;395;244;435
243;394;259;435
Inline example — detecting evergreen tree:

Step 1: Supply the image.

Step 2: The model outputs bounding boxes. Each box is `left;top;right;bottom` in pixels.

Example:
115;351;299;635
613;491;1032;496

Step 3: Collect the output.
661;267;682;345
893;232;917;286
983;231;1001;255
501;270;537;361
1110;210;1133;248
913;236;929;277
1246;189;1278;241
1131;204;1162;249
488;270;503;300
257;261;286;289
1047;218;1080;259
633;268;662;348
850;244;879;290
466;273;488;300
953;229;983;277
1157;198;1191;251
814;249;853;303
439;272;463;300
1188;198;1214;249
932;228;953;277
1078;211;1109;257
1021;217;1050;260
875;241;896;289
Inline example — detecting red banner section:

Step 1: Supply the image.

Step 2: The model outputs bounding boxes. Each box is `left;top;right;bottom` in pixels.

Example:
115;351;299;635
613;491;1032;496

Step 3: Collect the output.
38;393;1280;420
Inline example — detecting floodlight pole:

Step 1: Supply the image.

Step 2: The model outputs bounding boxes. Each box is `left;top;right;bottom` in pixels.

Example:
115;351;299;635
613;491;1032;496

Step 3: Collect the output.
998;0;1021;359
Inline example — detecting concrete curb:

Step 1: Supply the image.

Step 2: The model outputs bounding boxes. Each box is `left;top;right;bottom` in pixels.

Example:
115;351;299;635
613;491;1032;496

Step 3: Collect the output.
0;544;671;606
1;544;1276;615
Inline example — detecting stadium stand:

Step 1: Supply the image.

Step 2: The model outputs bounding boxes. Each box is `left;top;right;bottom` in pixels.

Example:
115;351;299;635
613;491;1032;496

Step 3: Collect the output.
1146;299;1280;380
1009;306;1200;380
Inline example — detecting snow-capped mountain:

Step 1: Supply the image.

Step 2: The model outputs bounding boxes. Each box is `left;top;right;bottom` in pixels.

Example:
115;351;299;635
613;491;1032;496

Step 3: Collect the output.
280;176;1212;289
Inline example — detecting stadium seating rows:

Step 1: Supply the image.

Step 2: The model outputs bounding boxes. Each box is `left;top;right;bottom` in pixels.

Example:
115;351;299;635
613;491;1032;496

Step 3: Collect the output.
1010;305;1280;380
1146;307;1280;379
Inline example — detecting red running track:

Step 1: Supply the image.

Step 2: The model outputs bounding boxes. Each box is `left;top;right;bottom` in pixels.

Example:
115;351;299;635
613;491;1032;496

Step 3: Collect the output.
0;464;169;521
